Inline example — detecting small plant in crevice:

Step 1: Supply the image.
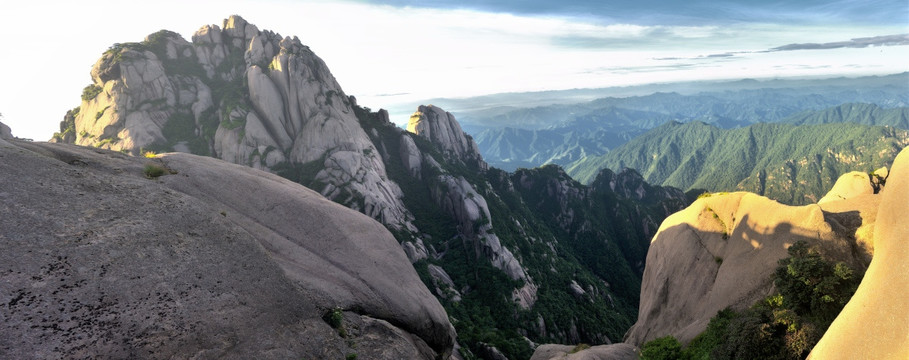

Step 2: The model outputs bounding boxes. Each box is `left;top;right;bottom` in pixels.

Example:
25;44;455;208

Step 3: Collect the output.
143;163;175;178
569;343;590;354
323;307;348;337
144;164;166;178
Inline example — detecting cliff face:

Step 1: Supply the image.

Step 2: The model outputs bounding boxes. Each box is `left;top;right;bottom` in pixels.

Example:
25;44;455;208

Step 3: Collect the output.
52;15;414;232
0;138;454;359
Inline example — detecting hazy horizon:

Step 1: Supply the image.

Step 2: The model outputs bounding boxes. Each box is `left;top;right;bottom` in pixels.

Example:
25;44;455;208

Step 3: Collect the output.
1;0;907;140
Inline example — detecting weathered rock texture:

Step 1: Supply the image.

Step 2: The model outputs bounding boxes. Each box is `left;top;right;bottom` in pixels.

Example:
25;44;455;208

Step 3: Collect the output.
529;343;638;360
625;190;873;345
808;148;909;359
408;105;487;170
403;110;537;309
52;15;414;232
0;139;454;359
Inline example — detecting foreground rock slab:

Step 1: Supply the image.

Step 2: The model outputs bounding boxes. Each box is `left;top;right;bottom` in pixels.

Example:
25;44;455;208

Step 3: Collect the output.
0;139;454;359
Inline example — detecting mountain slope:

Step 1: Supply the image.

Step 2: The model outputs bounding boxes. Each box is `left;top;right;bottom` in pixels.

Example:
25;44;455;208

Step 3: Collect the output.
566;121;909;204
357;106;689;358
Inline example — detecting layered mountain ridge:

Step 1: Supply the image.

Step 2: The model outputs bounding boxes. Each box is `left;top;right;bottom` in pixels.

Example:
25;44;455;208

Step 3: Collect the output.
469;82;909;172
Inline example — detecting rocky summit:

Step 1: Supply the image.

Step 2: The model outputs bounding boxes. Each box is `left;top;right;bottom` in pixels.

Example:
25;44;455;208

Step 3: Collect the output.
0;137;454;359
52;15;414;234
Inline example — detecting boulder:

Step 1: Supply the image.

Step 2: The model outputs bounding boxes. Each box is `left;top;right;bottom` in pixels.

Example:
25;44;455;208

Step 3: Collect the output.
0;140;454;358
626;192;871;346
818;171;874;204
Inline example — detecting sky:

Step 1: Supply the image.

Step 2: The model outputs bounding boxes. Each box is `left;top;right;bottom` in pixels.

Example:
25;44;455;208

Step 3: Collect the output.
0;0;907;140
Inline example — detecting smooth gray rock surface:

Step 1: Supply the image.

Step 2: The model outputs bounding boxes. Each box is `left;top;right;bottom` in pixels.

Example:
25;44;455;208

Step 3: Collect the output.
0;140;454;359
0;121;11;139
529;343;638;360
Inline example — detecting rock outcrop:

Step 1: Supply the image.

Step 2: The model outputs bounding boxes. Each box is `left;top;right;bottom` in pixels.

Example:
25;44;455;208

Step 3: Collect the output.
408;105;487;170
52;15;415;232
0;121;11;140
0;139;454;358
592;168;687;204
808;148;909;359
817;171;876;204
404;106;537;309
625;191;873;345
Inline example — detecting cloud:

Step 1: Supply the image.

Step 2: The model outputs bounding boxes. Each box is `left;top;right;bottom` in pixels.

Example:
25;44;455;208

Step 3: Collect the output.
549;25;722;49
769;34;909;51
363;0;909;27
654;33;909;62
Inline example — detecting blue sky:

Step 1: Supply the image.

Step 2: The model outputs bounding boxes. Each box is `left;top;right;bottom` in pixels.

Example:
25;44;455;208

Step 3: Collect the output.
0;0;906;139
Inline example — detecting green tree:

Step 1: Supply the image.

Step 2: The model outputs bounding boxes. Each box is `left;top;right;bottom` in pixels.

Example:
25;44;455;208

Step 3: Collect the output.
682;241;862;360
641;336;682;360
774;241;860;325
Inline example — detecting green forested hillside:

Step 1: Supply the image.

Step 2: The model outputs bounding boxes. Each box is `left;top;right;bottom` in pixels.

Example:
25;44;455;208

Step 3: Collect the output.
784;103;909;128
565;122;909;204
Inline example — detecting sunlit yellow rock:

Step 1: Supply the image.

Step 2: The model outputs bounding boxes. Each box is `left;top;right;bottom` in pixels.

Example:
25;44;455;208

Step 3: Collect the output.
809;147;909;359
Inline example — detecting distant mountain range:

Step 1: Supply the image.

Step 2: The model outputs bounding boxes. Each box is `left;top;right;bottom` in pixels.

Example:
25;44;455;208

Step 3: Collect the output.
565;121;909;204
784;102;909;128
472;107;672;170
468;78;909;171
